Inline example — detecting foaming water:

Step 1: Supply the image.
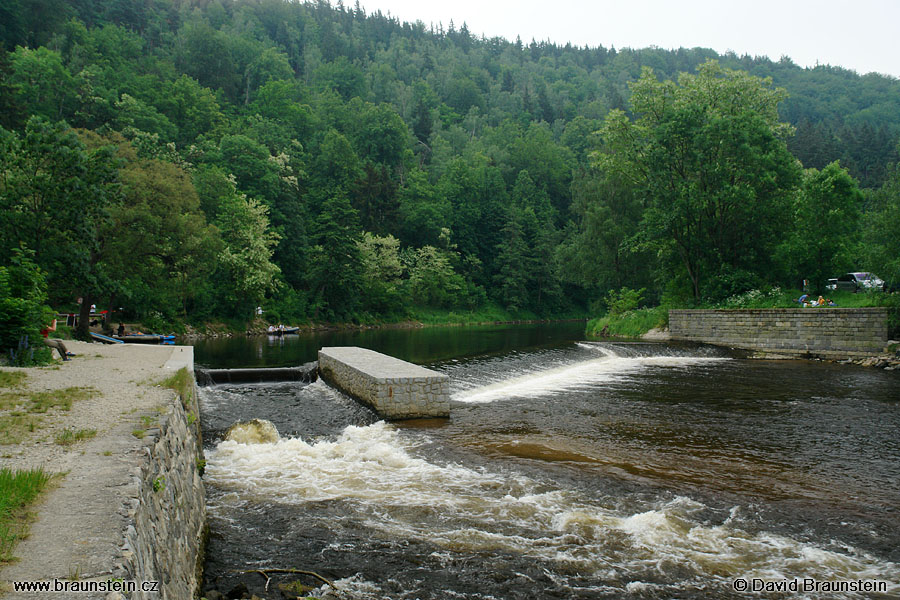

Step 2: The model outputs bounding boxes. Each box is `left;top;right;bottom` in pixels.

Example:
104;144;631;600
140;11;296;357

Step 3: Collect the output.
454;350;729;404
206;420;898;597
199;336;900;599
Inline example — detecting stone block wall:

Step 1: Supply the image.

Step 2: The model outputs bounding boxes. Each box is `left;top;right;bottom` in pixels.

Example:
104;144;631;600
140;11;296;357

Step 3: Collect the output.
318;347;450;419
118;368;206;599
669;308;888;357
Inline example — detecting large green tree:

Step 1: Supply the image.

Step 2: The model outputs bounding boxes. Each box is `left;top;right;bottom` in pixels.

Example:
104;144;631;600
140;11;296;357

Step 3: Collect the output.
781;161;862;293
595;61;802;300
0;118;120;338
216;190;282;315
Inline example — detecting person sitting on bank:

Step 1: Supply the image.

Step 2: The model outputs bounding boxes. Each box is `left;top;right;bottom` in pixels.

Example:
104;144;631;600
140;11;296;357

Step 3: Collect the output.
41;319;73;361
795;294;809;306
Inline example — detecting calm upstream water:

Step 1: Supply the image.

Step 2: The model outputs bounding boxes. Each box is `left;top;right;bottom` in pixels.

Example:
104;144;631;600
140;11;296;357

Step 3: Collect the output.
193;324;900;599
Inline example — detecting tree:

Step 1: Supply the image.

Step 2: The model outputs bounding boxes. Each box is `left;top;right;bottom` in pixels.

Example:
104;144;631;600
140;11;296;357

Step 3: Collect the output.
493;207;530;311
864;163;900;287
406;245;467;308
0;248;53;363
88;132;221;319
357;232;403;314
158;75;224;146
0;118;121;339
306;192;363;320
0;49;24;130
216;191;281;314
781;162;862;293
8;46;75;121
595;61;802;300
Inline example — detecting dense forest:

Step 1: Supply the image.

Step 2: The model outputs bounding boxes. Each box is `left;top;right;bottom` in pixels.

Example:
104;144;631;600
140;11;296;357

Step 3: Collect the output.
2;0;899;346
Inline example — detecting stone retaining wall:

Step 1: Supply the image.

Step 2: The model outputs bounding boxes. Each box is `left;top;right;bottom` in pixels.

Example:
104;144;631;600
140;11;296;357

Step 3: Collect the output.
668;308;888;357
119;354;206;599
318;347;450;419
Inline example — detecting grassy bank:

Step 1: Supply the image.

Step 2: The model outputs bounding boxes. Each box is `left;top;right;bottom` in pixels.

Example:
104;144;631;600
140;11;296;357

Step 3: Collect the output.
586;306;668;338
180;304;588;336
404;304;587;326
0;467;53;562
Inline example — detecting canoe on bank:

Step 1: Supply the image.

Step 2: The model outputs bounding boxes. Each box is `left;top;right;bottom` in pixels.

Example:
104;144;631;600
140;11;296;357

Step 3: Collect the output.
113;334;176;343
90;332;124;344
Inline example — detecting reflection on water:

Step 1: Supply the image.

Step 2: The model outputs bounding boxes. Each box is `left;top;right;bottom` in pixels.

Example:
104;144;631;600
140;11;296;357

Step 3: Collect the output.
197;328;900;599
190;321;587;368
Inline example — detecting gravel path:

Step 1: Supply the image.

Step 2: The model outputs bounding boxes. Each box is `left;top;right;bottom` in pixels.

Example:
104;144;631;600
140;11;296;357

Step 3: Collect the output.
0;341;190;598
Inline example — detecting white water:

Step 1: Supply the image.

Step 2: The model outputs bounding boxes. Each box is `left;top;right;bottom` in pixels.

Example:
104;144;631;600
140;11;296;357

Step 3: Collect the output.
206;419;899;595
203;346;900;597
453;344;729;404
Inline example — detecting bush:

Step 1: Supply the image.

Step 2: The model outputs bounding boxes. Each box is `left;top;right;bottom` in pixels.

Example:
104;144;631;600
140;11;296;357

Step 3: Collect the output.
587;306;668;338
0;249;54;365
604;287;644;317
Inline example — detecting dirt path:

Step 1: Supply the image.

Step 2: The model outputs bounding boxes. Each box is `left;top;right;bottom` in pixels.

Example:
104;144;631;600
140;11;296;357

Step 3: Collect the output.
0;341;190;598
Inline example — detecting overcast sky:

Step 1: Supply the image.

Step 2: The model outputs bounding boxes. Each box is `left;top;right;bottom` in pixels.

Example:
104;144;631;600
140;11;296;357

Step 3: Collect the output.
360;0;900;78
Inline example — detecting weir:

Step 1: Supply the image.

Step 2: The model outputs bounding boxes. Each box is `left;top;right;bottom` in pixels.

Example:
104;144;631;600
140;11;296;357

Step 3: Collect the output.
195;363;318;385
317;346;450;419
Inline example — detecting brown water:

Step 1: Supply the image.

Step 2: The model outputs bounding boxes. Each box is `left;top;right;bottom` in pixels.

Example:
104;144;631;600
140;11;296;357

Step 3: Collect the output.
196;330;900;599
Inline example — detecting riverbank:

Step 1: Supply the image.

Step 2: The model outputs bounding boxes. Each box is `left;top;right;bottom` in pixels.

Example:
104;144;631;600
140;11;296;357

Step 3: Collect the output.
0;342;203;599
182;314;588;340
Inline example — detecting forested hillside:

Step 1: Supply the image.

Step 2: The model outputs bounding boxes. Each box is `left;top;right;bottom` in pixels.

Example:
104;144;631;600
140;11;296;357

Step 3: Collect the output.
1;0;899;338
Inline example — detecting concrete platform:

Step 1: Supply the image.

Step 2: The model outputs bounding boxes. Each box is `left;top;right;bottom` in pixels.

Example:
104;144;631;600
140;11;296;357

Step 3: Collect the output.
317;347;450;419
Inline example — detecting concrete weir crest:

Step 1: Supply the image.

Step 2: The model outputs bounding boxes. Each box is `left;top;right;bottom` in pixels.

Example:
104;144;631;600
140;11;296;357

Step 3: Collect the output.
317;346;450;419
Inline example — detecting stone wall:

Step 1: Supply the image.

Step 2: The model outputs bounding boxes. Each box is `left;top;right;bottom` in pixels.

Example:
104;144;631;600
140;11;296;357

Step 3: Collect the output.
318;346;450;419
118;355;206;599
668;308;888;357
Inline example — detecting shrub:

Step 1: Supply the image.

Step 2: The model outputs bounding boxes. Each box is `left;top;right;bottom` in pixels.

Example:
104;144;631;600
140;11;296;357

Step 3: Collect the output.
604;287;644;317
0;249;53;365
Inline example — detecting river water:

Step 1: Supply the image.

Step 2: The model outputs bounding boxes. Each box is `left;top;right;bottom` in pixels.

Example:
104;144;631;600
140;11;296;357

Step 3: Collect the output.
193;324;900;599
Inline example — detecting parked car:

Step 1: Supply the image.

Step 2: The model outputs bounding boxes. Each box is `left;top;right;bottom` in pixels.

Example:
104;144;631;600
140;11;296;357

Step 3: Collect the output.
833;272;884;292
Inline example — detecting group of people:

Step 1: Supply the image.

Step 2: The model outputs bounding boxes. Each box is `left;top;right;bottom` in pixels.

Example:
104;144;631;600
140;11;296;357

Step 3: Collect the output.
795;294;836;307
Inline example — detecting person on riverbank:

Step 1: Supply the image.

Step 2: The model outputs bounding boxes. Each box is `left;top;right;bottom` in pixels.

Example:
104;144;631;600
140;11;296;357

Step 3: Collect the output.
41;319;73;361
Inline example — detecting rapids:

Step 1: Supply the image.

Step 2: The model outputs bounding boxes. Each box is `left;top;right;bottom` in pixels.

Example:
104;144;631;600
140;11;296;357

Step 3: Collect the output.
198;336;900;599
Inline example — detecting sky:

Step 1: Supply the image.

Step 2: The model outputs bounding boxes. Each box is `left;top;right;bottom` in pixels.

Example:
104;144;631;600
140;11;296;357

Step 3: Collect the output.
359;0;900;78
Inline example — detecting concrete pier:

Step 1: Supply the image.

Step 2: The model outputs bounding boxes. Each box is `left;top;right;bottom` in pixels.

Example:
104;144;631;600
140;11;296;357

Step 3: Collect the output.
318;347;450;419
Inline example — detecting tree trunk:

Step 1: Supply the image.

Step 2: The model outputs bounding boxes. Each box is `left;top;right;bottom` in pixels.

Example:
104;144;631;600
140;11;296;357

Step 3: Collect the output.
75;295;94;341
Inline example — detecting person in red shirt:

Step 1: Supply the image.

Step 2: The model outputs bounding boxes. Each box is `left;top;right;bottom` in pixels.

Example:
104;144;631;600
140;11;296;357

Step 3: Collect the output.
41;319;72;361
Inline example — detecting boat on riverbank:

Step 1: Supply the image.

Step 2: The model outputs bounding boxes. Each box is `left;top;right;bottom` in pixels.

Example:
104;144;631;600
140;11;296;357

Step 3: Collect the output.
267;326;299;336
113;333;176;344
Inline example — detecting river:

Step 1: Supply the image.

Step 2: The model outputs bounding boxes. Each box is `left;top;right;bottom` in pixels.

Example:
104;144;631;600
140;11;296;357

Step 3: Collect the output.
192;323;900;599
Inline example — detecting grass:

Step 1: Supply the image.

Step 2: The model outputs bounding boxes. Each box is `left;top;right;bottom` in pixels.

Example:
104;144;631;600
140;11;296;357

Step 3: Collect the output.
26;387;97;414
406;303;587;326
0;467;54;562
0;386;98;445
160;367;194;408
587;306;669;338
0;414;41;445
53;428;97;446
0;372;27;389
